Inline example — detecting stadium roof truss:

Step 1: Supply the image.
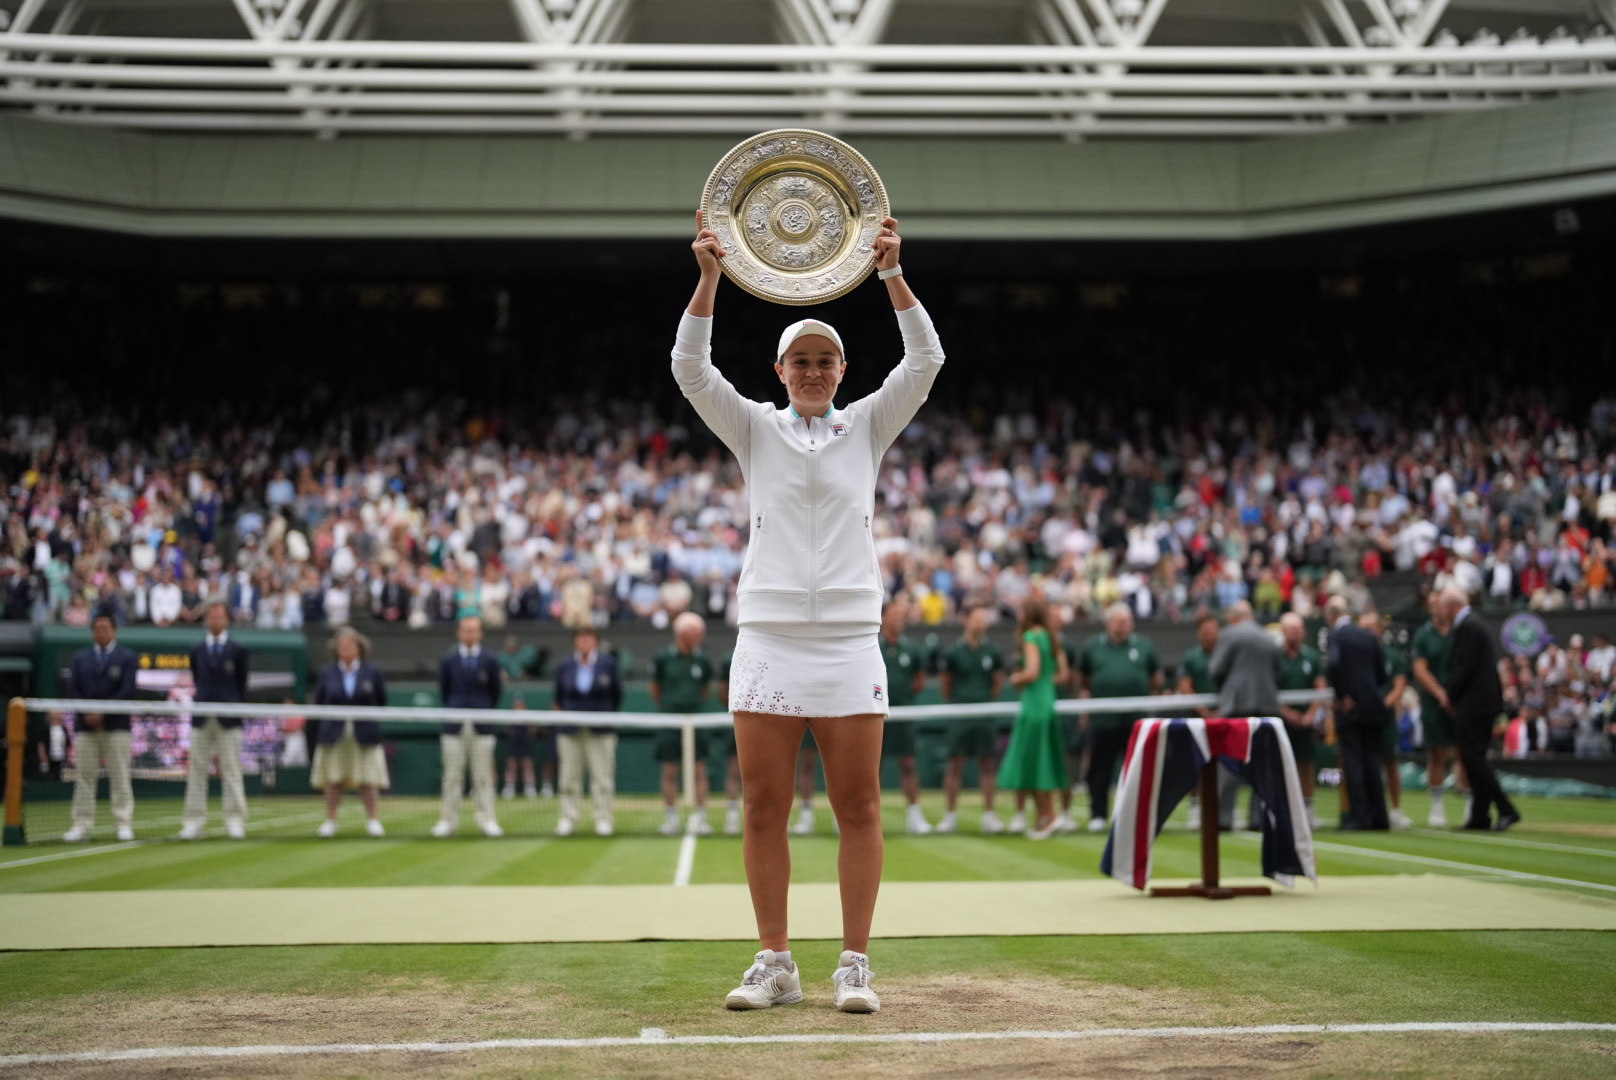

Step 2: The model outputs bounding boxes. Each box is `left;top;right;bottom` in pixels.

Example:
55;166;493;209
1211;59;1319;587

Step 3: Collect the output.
0;0;1613;137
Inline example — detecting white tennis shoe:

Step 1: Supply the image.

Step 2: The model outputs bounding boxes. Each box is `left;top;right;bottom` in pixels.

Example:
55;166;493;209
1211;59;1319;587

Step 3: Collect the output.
1087;816;1109;834
365;819;385;838
1007;811;1027;834
177;823;202;841
688;813;714;836
934;811;958;834
224;820;246;840
317;820;338;838
906;806;933;835
980;811;1006;834
792;807;816;835
724;806;742;835
430;819;455;838
115;826;135;842
832;950;880;1013
62;826;90;843
725;950;803;1010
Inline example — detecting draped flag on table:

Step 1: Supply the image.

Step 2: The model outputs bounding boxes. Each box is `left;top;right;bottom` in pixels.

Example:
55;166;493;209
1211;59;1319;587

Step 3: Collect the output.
1100;717;1317;891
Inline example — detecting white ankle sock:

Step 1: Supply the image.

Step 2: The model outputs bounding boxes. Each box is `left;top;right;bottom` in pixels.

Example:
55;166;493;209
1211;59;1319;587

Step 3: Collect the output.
774;950;792;966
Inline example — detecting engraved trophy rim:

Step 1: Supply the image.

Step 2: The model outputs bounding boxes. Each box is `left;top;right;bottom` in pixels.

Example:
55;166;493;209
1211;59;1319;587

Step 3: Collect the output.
699;128;890;307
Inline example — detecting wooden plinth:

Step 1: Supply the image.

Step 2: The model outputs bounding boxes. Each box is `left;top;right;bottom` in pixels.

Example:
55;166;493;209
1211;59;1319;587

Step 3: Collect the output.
1149;760;1272;900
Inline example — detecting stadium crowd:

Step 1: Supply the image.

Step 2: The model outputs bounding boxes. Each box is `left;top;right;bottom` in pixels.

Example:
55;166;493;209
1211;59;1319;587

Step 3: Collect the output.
5;379;1616;636
4;266;1615;723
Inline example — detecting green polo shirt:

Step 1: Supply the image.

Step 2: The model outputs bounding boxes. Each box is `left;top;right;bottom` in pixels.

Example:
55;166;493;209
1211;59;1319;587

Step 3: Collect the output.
1381;643;1411;698
944;638;1005;704
1278;644;1324;692
881;634;926;709
1081;633;1158;730
652;645;714;714
1410;621;1451;718
1179;644;1217;694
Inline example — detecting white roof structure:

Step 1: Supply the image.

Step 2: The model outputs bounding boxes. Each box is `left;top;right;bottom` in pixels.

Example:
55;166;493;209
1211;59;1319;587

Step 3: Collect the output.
0;0;1613;137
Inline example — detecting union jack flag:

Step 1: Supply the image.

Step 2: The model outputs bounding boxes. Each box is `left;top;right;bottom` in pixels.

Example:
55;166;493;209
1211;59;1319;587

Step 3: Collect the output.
1100;717;1317;891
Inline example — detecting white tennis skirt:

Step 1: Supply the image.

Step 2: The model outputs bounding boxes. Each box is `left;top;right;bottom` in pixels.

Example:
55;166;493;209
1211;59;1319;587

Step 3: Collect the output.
728;627;890;718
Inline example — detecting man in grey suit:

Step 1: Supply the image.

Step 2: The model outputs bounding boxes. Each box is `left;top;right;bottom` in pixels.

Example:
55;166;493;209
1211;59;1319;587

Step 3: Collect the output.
1210;601;1283;830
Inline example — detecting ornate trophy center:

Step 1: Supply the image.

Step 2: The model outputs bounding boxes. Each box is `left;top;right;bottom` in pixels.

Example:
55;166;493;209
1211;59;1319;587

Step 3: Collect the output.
777;202;814;237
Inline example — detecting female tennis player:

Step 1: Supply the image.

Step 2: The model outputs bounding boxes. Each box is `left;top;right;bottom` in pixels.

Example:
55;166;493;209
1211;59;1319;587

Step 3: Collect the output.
675;209;943;1013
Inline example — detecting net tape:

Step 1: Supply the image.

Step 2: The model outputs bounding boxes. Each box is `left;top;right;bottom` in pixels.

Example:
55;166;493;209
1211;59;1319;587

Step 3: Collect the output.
18;690;1330;729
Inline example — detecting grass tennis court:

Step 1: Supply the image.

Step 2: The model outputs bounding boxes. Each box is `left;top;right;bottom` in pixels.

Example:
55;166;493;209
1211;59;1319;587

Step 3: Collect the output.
3;788;1614;1078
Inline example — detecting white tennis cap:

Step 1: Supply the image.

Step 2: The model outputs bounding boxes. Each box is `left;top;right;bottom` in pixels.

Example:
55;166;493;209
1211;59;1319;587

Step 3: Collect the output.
776;318;845;361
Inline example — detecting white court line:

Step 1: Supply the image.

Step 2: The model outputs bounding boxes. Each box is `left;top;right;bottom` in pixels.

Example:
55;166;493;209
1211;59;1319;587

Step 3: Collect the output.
3;1021;1612;1067
0;813;328;871
673;831;697;887
1253;835;1616;893
1409;828;1616;859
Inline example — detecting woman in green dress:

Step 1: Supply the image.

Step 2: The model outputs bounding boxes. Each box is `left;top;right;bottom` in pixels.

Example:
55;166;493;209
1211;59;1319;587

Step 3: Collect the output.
997;594;1071;840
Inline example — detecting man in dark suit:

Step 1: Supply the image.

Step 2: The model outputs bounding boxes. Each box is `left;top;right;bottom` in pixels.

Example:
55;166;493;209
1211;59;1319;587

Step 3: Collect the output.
181;601;251;839
552;625;623;837
433;616;505;838
1439;588;1520;831
1324;596;1390;830
372;568;410;623
61;611;139;842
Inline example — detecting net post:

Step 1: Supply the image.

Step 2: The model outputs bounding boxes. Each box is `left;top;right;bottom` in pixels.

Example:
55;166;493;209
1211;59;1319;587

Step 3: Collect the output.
680;720;696;813
4;698;26;846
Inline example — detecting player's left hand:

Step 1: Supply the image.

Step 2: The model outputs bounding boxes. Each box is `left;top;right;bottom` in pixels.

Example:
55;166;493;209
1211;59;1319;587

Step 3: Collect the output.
873;216;900;271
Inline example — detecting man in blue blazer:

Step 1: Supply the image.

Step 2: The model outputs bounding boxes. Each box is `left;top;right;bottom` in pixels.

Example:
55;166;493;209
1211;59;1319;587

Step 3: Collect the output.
433;616;505;838
180;601;251;839
552;625;623;837
62;611;140;842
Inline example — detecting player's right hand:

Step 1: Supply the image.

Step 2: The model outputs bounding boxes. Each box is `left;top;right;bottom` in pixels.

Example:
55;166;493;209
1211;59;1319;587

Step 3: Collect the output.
693;210;727;275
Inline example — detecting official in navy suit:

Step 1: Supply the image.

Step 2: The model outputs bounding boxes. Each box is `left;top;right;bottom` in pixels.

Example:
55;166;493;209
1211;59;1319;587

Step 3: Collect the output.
552;625;623;837
313;628;390;838
433;616;505;838
181;601;251;839
61;612;139;842
1325;596;1391;830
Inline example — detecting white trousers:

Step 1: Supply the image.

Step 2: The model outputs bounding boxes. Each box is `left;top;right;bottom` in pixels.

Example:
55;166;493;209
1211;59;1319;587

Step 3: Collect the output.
439;727;498;828
557;730;617;827
71;729;134;830
183;718;247;828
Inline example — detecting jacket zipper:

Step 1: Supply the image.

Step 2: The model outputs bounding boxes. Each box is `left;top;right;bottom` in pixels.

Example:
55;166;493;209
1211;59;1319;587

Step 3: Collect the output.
807;423;819;621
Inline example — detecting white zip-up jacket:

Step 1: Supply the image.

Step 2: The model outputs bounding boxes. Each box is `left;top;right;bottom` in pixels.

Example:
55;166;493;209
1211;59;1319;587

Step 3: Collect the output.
672;304;944;635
